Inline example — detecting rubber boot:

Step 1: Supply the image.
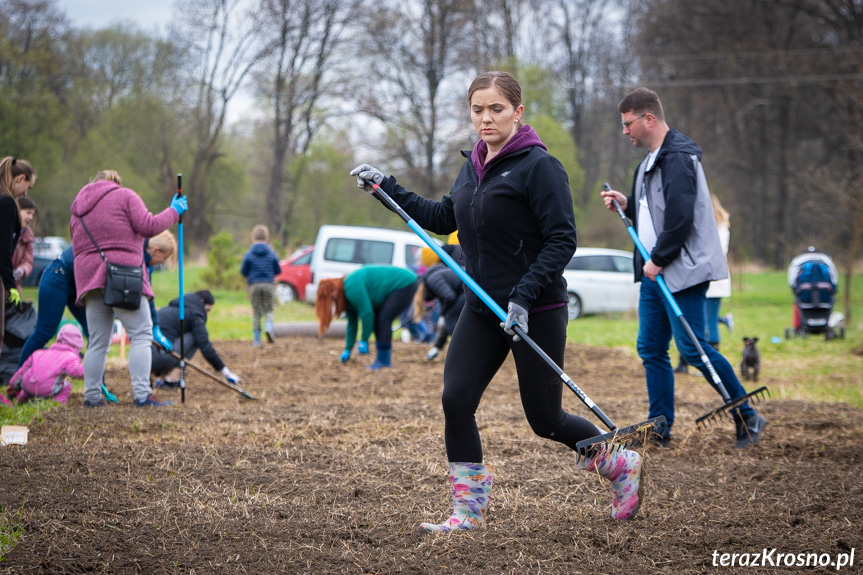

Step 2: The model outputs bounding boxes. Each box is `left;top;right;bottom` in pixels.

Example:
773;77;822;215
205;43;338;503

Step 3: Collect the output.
733;411;767;449
577;445;643;520
673;357;688;374
418;462;493;533
366;346;392;370
264;317;275;343
253;330;261;347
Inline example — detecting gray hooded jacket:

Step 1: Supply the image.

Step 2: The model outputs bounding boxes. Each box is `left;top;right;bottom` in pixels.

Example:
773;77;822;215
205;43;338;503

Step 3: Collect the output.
624;128;727;293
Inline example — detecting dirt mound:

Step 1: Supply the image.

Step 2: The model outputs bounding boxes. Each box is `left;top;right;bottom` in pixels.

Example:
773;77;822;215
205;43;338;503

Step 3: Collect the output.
1;339;860;574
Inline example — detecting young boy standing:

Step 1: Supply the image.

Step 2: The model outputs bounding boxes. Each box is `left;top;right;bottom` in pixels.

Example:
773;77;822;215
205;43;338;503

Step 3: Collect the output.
240;225;281;347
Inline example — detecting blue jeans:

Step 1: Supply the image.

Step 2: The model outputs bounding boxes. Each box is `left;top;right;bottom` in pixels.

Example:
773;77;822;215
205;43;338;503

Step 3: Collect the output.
637;278;754;436
18;260;89;368
705;297;722;345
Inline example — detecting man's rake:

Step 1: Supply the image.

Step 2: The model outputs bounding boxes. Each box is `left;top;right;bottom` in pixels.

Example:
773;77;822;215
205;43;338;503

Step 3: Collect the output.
603;183;769;427
366;180;666;456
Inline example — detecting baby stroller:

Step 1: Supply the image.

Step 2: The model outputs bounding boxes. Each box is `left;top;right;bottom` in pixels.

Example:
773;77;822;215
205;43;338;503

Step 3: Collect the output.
784;247;845;340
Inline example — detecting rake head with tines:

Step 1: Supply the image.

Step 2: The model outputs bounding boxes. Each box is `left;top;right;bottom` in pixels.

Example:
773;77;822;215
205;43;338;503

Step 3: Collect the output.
695;386;770;428
575;416;668;458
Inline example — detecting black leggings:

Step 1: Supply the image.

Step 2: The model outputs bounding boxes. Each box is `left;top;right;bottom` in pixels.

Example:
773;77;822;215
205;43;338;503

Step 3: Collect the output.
373;279;420;350
442;305;600;462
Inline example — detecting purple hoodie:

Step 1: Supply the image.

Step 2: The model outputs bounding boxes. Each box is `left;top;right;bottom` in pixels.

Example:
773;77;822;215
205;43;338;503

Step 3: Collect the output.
471;125;547;186
69;180;178;306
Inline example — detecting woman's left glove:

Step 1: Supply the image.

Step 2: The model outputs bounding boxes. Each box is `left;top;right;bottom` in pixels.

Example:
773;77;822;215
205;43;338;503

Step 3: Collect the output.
501;301;528;342
170;194;188;216
349;164;384;191
340;349;351;363
357;341;369;354
153;326;173;351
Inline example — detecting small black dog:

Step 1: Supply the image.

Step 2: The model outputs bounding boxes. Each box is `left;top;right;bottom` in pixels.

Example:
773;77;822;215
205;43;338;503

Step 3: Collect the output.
740;337;760;382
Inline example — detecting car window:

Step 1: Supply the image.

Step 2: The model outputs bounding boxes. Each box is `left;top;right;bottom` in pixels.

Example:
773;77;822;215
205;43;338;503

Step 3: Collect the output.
567;255;616;272
610;255;632;273
294;251;313;266
405;245;424;268
324;238;394;264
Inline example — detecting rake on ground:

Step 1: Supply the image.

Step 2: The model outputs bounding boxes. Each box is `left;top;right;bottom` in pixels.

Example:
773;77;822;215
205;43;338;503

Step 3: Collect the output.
167;350;257;400
603;183;769;427
365;180;666;456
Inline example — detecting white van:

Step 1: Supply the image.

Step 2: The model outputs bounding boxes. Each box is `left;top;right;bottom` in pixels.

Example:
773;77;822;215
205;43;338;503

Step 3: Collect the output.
303;224;439;304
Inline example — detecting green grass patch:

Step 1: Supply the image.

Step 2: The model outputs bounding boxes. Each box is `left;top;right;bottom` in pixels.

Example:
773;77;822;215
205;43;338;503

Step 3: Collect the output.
0;399;58;427
567;270;862;408
0;502;25;562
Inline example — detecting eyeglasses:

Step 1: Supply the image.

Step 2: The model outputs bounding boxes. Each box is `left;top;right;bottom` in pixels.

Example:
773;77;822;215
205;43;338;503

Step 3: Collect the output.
621;113;647;129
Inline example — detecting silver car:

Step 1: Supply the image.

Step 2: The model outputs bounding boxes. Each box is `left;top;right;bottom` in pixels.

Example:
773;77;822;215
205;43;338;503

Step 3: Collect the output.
562;248;640;320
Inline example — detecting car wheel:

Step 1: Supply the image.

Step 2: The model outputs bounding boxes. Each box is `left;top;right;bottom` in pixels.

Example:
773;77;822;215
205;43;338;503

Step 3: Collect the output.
276;282;298;304
567;293;582;320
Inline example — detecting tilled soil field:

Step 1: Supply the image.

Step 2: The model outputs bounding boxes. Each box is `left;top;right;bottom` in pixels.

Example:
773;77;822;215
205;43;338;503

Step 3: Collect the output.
1;337;860;574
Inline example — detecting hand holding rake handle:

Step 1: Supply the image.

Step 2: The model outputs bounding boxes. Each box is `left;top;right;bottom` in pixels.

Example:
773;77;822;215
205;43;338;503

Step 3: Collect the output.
602;183;768;427
367;180;666;454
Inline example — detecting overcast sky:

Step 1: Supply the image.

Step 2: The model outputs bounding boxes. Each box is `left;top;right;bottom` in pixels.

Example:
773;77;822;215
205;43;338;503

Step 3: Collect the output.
56;0;176;33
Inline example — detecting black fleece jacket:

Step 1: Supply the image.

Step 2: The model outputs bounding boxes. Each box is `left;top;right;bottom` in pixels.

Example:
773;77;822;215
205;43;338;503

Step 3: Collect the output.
378;145;576;316
157;294;225;371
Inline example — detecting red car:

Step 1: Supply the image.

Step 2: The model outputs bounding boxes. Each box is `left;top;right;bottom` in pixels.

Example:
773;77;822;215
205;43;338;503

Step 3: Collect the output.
276;245;313;304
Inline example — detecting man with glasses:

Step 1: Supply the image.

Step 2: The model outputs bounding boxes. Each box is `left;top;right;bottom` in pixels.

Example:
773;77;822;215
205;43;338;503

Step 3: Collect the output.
601;87;767;449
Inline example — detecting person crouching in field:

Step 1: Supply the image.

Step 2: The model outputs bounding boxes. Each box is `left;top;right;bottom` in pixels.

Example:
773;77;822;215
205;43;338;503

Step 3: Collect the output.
316;265;418;370
240;225;281;347
6;323;84;404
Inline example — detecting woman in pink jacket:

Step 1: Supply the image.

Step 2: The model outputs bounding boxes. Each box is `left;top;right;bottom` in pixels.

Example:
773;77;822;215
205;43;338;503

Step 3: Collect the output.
69;170;187;408
7;323;84;404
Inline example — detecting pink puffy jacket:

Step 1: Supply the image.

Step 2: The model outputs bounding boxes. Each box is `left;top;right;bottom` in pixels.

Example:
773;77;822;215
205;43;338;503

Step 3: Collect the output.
8;324;84;404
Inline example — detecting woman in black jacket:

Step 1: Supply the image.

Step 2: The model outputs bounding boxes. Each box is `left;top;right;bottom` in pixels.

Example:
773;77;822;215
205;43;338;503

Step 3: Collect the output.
350;71;645;531
416;246;465;361
0;156;36;342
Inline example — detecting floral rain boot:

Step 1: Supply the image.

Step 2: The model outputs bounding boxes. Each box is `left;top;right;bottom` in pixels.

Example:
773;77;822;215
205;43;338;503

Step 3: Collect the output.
578;446;643;520
418;462;493;533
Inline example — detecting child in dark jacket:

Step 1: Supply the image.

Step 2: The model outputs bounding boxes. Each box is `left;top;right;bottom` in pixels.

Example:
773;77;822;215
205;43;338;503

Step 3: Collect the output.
7;323;84;404
240;225;281;347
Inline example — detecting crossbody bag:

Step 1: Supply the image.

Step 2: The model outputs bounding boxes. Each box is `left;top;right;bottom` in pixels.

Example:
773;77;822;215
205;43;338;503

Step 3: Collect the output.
78;214;144;310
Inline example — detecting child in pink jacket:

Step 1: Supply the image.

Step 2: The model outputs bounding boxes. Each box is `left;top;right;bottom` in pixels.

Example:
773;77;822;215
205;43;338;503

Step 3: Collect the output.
7;324;84;404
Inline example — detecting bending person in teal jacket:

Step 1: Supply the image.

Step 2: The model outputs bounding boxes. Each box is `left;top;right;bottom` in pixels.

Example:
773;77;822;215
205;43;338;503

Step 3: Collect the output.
316;265;418;370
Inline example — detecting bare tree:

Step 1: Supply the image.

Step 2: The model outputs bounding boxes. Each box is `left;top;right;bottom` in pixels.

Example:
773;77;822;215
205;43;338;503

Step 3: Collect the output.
631;0;863;275
254;0;361;246
356;0;477;198
172;0;268;247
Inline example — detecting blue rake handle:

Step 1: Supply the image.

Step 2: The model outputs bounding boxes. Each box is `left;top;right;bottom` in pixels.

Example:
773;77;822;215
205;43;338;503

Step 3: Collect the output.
177;174;186;404
367;182;619;432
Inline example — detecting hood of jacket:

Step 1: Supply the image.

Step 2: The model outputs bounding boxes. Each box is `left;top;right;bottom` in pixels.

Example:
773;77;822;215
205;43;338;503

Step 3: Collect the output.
656;128;702;165
70;180;122;218
250;243;273;257
55;323;84;353
471;124;547;183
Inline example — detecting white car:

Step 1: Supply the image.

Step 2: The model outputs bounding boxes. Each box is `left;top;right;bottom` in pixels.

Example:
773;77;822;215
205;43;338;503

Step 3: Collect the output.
33;236;69;260
562;247;640;320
